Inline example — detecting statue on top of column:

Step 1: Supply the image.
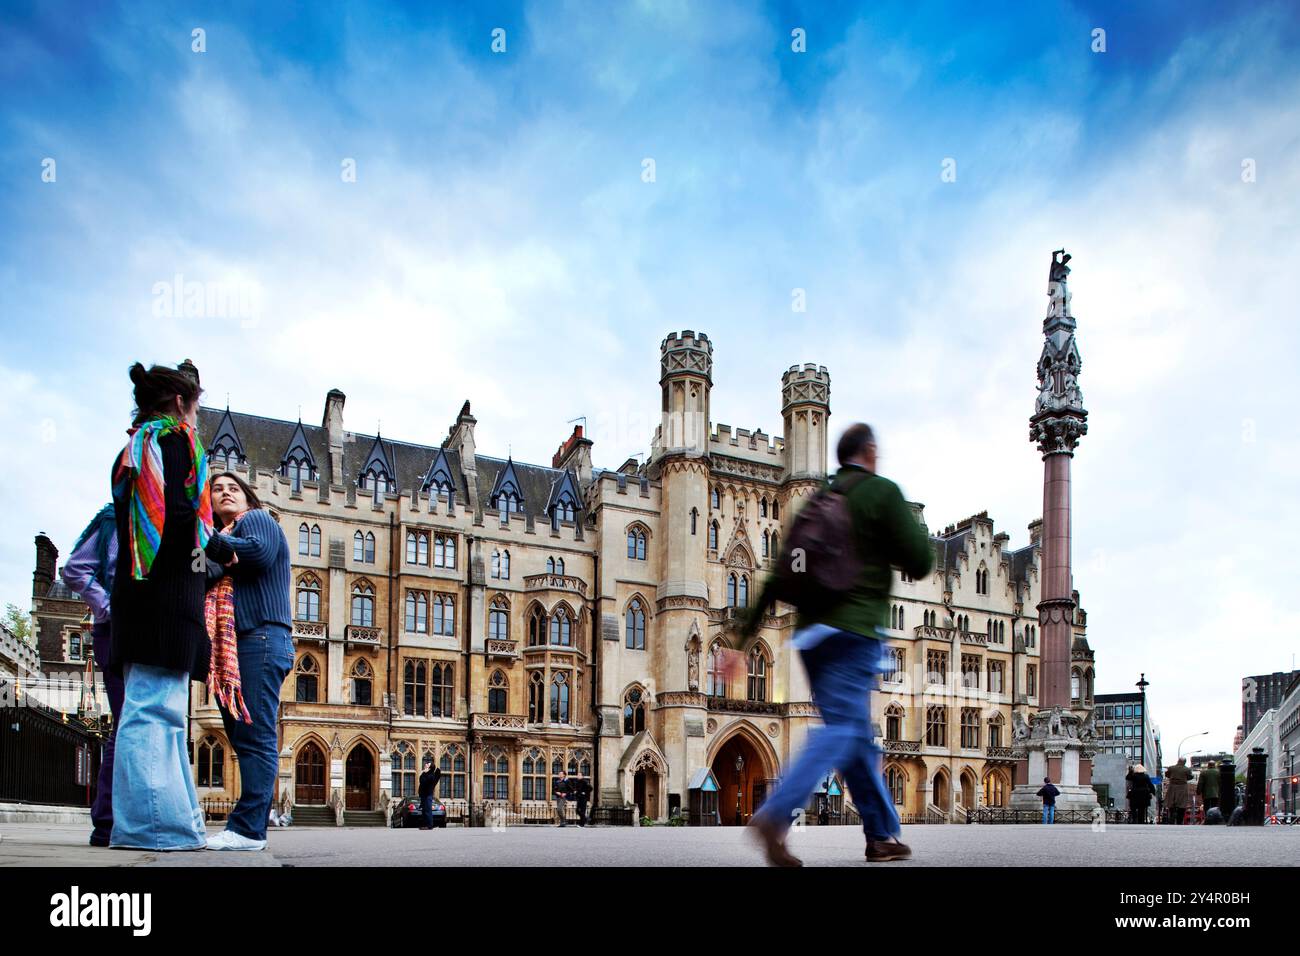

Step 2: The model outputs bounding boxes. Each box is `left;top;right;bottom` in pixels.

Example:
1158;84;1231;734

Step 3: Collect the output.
1046;249;1072;321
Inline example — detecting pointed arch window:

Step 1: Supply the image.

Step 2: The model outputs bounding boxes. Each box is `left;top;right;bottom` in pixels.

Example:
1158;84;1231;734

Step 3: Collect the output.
296;574;321;622
739;574;749;608
623;687;646;735
690;508;698;535
550;671;570;723
350;582;375;627
491;549;511;580
432;595;455;636
390;742;416;798
351;658;372;705
886;766;905;805
528;670;545;722
406;530;429;566
710;487;720;510
522;748;548;800
482;746;509;801
747;647;769;702
760;497;768;518
549;606;572;646
430;661;454;718
885;703;905;741
298;523;321;557
196;735;225;788
404;590;428;633
295;656;319;703
434;534;456;569
772;500;780;520
708;521;719;551
987;713;1005;748
627;528;647;560
761;530;770;557
926;705;948;748
527;605;546;647
404;659;427;716
706;642;727;697
282;455;314;485
353;530;376;563
439;745;467;800
487;669;508;714
489;597;509;641
625;598;646;650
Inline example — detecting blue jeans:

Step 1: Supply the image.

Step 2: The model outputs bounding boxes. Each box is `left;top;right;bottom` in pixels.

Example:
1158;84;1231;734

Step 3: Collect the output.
755;628;900;841
110;663;206;850
90;622;125;845
218;626;293;841
1042;804;1056;824
421;795;435;829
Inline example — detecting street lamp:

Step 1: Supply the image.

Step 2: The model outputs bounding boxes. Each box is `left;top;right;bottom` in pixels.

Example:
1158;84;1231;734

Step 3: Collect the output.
1136;673;1149;768
1178;731;1208;760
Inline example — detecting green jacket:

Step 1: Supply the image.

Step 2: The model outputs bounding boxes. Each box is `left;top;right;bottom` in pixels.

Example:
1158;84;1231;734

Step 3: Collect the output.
748;465;934;638
1196;768;1220;800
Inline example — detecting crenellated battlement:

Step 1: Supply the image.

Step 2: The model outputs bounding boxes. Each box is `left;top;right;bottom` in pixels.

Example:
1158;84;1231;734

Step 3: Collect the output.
781;363;830;411
709;423;784;458
660;330;714;385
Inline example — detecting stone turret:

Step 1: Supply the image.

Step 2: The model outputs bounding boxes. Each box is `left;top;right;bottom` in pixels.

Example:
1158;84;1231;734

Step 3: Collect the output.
653;331;713;460
33;533;58;598
781;363;831;481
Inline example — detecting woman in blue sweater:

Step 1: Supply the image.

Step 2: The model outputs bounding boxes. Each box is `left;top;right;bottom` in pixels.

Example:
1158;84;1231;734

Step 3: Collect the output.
205;471;292;851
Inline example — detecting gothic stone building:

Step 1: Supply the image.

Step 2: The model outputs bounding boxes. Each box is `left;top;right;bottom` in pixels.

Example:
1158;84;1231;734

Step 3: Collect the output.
44;330;1097;823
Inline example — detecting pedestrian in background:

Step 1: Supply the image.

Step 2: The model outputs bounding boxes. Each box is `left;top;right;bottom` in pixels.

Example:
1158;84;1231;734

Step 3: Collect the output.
1125;764;1153;824
1037;777;1060;825
418;755;442;830
1196;759;1220;817
552;769;571;827
61;504;121;847
1165;758;1192;825
570;771;592;826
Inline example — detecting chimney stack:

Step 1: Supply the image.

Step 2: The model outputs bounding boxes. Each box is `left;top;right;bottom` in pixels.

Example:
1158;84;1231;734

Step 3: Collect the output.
33;533;58;598
552;424;594;484
323;389;346;484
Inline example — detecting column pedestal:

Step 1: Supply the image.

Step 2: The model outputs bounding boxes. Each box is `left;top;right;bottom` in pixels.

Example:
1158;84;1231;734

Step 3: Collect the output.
1009;707;1099;813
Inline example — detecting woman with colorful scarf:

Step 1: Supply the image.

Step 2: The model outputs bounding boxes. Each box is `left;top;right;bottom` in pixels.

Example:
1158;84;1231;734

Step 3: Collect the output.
108;361;236;851
203;470;292;851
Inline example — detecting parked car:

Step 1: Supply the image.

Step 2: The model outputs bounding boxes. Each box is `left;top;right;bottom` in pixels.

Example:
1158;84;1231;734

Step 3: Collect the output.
395;797;447;829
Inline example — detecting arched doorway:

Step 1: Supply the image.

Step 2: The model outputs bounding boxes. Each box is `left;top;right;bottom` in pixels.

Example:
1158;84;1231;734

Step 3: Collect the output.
295;741;326;805
932;769;950;813
633;757;661;821
958;769;977;810
983;770;1008;808
345;745;374;810
711;732;769;826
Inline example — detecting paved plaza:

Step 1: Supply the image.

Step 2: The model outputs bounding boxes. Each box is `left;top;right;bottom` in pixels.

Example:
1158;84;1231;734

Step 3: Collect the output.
3;821;1297;868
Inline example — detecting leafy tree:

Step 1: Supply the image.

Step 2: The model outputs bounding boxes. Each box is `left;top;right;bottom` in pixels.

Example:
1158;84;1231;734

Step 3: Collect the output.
3;603;32;644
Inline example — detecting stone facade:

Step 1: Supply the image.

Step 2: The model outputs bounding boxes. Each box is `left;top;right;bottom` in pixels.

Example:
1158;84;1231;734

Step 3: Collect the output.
30;329;1095;823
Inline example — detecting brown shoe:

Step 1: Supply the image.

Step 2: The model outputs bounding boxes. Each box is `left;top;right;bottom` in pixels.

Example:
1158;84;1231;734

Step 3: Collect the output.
865;837;912;862
749;815;803;867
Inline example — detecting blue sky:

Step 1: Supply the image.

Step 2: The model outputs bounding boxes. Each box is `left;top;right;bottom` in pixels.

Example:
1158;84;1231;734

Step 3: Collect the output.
3;0;1298;758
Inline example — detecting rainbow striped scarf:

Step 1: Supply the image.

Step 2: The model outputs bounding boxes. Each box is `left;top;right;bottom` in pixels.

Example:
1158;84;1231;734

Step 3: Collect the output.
205;574;251;723
112;415;214;580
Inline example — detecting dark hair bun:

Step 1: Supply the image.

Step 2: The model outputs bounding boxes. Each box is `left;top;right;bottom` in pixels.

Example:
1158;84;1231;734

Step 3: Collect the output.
129;362;149;387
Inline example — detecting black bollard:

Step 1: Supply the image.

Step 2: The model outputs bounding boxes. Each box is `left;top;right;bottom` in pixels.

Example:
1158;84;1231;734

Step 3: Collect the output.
1218;760;1236;817
1245;748;1267;826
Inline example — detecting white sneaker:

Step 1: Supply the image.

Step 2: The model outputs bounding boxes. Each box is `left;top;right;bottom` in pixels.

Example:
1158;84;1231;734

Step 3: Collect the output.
206;829;267;851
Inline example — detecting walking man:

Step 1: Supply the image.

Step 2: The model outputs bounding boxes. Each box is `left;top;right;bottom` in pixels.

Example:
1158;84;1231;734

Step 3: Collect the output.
1196;759;1220;817
1166;758;1192;825
570;772;592;826
742;423;933;866
1037;777;1060;824
552;769;571;827
418;755;442;830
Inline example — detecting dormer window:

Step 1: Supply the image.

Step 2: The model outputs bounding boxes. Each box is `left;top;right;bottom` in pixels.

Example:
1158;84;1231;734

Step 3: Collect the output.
210;443;244;472
360;469;393;494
